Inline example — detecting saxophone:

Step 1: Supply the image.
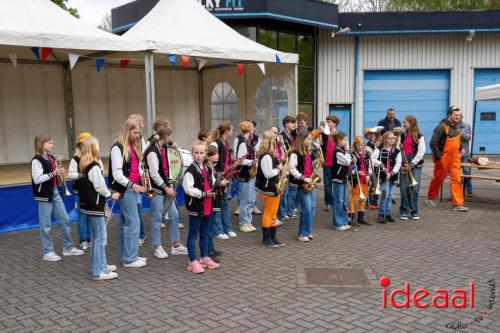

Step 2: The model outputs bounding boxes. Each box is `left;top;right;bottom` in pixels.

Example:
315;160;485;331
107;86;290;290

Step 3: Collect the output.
302;147;324;193
276;155;289;194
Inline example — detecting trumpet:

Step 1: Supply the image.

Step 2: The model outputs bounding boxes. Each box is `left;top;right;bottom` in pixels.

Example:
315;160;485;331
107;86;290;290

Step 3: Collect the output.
372;147;389;196
55;154;71;196
142;168;156;198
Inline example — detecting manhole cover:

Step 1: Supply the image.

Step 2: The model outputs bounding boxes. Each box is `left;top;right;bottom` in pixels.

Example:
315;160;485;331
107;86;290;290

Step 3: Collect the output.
297;267;377;288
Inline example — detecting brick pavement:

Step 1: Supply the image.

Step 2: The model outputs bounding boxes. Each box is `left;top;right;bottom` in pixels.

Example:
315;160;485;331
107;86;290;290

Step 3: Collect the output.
1;160;499;332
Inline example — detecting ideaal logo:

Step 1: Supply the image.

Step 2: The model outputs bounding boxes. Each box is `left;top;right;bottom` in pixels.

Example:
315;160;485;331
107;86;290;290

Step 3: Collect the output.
379;276;475;309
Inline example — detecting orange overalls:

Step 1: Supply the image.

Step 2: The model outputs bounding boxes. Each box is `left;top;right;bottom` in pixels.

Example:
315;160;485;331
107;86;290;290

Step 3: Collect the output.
427;124;464;206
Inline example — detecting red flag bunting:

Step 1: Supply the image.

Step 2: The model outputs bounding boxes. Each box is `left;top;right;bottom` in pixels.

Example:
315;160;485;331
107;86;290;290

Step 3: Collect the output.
237;64;245;76
181;56;190;68
120;59;130;69
41;48;53;62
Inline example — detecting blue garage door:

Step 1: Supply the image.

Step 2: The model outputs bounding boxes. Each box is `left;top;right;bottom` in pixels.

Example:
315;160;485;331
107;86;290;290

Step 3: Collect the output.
473;69;500;154
363;70;450;153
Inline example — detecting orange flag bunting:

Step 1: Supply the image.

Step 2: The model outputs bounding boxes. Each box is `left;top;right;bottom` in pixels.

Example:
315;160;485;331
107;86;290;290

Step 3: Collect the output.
120;59;130;69
237;63;245;76
181;56;190;68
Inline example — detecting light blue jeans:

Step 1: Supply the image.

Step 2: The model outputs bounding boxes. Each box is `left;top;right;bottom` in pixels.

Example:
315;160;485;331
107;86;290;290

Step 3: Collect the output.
298;189;316;237
277;186;289;220
379;181;395;217
213;180;234;234
332;182;348;227
287;186;298;216
118;188;140;264
238;179;255;226
74;194;91;242
88;214;109;278
150;194;180;246
399;166;422;217
38;189;75;255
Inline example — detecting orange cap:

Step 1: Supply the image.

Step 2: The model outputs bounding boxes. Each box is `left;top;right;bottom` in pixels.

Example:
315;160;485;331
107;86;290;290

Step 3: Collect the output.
77;132;92;144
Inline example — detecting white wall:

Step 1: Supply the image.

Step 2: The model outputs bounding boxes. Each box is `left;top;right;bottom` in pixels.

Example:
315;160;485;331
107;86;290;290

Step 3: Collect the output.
317;31;500;134
0;63;68;164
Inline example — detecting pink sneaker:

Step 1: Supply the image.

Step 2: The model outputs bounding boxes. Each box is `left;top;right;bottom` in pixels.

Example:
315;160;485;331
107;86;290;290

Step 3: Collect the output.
200;257;220;269
187;260;204;274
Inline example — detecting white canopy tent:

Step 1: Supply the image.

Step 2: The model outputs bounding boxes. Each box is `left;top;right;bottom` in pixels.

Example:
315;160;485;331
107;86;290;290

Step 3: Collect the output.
475;83;500;101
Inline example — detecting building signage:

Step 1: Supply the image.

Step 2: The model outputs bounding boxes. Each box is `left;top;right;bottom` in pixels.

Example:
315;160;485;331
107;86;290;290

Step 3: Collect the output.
197;0;244;12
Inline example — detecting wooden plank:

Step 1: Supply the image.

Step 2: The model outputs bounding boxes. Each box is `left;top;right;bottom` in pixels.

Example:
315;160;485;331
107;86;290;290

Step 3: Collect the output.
461;174;500;182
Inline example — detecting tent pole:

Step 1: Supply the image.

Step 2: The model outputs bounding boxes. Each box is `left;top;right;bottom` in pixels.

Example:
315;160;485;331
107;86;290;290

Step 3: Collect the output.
198;69;204;129
62;64;75;157
144;52;156;137
295;64;299;116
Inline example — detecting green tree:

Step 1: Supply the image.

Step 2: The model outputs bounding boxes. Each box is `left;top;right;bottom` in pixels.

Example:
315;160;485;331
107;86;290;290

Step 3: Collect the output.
51;0;80;18
386;0;500;11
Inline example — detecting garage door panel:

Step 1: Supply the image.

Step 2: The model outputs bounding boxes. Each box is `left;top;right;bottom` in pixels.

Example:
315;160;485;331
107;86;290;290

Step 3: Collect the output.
363;70;450;154
473;69;500;154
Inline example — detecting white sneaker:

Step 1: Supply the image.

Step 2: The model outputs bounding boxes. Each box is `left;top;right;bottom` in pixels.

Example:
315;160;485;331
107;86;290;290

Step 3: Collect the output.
410;215;420;220
63;247;85;256
216;233;230;240
293;208;299;215
239;224;253;233
284;215;291;221
154;246;169;259
344;225;352;230
424;199;437;208
138;256;148;262
160;223;166;228
252;207;262;215
290;213;298;219
93;271;118;281
123;259;147;268
138;238;145;247
274;219;283;226
80;241;89;251
400;215;408;220
453;205;469;212
297;236;310;242
248;224;257;231
228;231;237;238
336;226;347;231
178;223;184;229
107;265;117;272
43;252;61;262
234;208;240;215
171;244;188;256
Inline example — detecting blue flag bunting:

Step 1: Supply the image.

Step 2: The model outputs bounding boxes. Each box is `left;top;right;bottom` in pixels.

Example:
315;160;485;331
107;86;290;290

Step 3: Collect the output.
217;61;225;68
275;54;281;64
168;54;176;66
30;47;40;61
96;58;105;72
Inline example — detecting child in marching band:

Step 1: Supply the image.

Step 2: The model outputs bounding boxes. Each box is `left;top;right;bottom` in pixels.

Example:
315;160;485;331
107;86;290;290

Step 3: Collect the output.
372;131;402;223
31;135;84;261
289;131;317;242
278;115;296;222
365;128;381;210
332;132;352;231
183;141;219;274
256;130;285;248
321;115;339;212
348;136;371;226
143;126;188;259
78;136;121;280
68;132;92;251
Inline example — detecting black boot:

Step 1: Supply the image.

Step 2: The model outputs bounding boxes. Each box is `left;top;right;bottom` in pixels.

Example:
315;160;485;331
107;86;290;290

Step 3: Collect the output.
348;213;355;225
262;227;278;248
358;211;370;225
270;226;285;247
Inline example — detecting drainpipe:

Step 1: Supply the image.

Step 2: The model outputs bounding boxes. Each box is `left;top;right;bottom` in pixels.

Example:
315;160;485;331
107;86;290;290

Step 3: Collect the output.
352;35;360;139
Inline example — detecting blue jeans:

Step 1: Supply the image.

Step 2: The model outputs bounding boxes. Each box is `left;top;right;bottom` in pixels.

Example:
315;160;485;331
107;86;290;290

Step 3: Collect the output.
74;194;91;242
238;179;255;226
150;195;181;246
379;181;395;217
220;180;233;233
137;194;145;240
399;166;422;217
287;186;298;216
332;182;348;227
278;186;289;219
298;189;316;237
207;214;215;253
118;188;140;264
187;215;210;262
461;155;473;194
323;166;333;206
38;189;75;255
88;215;109;278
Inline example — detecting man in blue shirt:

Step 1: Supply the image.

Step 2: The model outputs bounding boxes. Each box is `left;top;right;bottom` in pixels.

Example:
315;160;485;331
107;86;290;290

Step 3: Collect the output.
459;114;473;196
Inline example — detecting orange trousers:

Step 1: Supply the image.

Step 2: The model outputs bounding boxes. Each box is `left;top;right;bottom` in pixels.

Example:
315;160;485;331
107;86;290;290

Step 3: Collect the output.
427;129;464;206
259;194;281;228
349;182;368;213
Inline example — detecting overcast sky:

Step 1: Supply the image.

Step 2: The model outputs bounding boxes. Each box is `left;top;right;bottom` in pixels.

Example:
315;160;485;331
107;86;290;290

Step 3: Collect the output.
67;0;132;27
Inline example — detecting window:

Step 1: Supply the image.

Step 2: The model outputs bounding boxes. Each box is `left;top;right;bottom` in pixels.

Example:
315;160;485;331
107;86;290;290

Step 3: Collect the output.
233;26;257;41
256;78;288;132
211;82;238;130
258;28;277;49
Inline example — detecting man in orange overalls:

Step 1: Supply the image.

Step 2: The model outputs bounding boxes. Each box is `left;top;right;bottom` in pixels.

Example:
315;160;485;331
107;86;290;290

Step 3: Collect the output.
425;106;468;211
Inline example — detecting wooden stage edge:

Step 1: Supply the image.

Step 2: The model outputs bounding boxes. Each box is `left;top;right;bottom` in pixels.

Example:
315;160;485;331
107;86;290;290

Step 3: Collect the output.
0;159;110;187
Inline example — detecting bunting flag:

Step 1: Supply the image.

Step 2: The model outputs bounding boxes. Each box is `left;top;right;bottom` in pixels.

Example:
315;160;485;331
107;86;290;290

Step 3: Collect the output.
41;48;53;62
257;63;265;75
237;64;245;76
275;54;281;64
8;53;17;69
217;61;225;68
198;59;207;71
181;55;190;68
95;58;105;72
120;59;130;69
68;53;80;70
168;54;176;66
31;47;40;61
